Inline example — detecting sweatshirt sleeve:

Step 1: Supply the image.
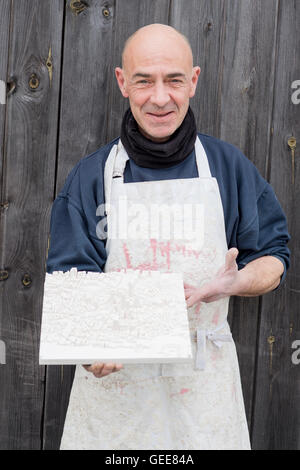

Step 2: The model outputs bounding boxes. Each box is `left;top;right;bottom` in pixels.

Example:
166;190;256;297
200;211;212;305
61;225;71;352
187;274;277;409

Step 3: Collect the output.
46;162;107;274
236;182;291;288
201;133;291;291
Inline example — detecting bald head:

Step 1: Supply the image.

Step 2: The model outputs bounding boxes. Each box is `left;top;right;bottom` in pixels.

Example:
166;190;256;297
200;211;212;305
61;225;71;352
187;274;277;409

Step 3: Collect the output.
122;24;194;71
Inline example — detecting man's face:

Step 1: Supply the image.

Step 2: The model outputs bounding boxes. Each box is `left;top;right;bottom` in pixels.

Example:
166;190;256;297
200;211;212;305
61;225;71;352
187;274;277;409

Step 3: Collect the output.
115;27;200;142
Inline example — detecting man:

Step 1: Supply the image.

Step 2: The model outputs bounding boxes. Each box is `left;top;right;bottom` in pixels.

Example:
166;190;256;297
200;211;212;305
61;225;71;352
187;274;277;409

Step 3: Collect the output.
46;24;290;449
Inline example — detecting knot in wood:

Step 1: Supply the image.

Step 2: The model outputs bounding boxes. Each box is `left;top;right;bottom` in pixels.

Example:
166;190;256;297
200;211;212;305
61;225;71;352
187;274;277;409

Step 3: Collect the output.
0;270;9;281
29;73;39;90
0;201;9;210
22;274;32;287
287;136;296;149
70;0;88;14
267;335;275;345
7;78;16;96
102;7;110;18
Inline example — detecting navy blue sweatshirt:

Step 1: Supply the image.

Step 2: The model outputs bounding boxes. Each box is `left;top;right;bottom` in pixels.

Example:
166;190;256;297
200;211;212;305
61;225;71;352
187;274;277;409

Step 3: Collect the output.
46;133;291;289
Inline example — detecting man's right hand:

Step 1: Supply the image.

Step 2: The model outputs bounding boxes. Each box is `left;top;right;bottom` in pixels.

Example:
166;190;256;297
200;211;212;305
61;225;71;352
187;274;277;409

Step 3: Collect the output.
83;363;123;378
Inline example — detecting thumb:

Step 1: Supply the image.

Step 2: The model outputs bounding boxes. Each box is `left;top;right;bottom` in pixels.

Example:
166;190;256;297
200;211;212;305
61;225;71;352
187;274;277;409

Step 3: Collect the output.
225;248;239;271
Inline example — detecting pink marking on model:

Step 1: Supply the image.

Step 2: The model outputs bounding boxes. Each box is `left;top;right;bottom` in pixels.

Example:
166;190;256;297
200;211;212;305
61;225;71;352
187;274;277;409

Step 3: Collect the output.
114;380;126;395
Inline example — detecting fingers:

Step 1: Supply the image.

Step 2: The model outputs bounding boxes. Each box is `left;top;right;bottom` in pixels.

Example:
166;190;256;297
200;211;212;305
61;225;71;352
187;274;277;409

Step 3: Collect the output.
184;283;197;300
83;362;123;378
185;279;225;307
183;282;194;290
184;289;195;300
186;292;202;308
184;282;205;307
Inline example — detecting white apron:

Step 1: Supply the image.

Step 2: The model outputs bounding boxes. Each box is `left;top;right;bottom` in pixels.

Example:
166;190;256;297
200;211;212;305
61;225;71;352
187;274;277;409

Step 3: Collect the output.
60;137;251;450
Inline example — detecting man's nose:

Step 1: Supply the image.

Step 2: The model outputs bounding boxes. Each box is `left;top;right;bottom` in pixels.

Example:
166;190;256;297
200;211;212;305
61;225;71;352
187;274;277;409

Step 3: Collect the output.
149;82;170;107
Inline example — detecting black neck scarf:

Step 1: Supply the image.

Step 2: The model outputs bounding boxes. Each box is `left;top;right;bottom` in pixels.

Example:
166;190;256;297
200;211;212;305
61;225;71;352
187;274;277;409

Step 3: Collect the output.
120;106;197;169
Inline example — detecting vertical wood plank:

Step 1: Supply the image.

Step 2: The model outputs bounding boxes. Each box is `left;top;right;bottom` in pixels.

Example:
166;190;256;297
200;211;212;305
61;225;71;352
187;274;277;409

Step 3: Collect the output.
55;0;116;195
0;0;64;449
220;0;279;175
251;0;300;449
169;0;226;136
219;0;280;436
0;0;11;191
0;1;12;428
42;0;116;450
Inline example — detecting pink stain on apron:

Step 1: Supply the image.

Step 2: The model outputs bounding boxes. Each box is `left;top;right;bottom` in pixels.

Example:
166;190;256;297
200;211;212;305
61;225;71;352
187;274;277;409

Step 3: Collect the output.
123;239;210;273
211;348;219;363
195;301;202;314
159;241;171;271
212;309;221;325
123;242;132;269
150;238;158;270
170;388;190;398
175;243;186;256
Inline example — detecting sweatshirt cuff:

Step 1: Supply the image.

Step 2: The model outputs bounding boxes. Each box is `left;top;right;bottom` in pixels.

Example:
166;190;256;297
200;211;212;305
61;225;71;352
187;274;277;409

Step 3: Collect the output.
270;255;287;290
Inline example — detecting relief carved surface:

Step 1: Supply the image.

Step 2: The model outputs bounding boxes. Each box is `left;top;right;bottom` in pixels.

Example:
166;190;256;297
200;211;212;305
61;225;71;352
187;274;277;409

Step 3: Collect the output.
39;268;192;364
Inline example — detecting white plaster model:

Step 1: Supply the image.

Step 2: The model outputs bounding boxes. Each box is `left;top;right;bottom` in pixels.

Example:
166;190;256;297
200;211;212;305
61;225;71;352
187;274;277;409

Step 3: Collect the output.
39;268;192;364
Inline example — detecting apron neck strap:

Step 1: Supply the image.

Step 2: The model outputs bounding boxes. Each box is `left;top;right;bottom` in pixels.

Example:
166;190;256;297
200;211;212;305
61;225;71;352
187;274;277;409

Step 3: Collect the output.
194;136;212;178
104;140;129;214
112;140;129;179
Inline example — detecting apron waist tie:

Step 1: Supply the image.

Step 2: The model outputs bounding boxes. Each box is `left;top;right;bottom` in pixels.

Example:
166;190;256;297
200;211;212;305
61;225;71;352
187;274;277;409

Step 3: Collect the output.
195;322;233;370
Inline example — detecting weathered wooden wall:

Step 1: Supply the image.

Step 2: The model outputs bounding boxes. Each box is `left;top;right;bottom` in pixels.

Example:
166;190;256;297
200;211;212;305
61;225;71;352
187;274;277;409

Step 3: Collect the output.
0;0;299;450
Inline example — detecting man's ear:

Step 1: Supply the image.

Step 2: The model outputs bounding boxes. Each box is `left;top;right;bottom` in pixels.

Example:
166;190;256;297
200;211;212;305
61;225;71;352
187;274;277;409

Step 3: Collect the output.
115;67;129;98
189;66;201;98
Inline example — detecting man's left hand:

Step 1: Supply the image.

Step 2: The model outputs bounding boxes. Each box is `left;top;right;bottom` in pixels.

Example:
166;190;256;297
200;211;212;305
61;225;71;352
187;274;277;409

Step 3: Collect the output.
184;247;284;309
184;248;240;308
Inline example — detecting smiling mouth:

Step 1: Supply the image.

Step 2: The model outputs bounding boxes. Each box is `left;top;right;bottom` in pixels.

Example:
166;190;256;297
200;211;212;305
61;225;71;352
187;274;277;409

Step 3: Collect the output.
146;111;175;121
148;111;173;116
